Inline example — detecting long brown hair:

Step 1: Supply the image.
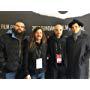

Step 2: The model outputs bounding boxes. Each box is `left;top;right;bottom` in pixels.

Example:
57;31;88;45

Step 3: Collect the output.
29;27;47;48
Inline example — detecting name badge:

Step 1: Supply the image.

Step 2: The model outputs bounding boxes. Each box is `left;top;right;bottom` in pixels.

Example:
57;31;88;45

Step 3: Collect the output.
56;54;62;64
36;58;42;69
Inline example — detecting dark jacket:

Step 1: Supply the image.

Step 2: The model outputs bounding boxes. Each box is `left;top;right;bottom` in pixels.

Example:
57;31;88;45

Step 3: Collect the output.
46;34;67;78
66;31;90;79
0;30;26;72
23;39;47;77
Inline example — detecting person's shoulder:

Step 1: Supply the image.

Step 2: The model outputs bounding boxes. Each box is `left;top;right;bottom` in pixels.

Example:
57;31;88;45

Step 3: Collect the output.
0;32;9;40
66;34;73;40
47;35;54;45
0;33;9;45
61;36;67;43
81;31;89;39
48;34;55;40
24;36;29;40
63;29;72;38
23;36;30;43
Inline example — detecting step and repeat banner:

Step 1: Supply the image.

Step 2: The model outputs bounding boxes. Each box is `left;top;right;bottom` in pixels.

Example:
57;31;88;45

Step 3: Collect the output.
0;11;90;37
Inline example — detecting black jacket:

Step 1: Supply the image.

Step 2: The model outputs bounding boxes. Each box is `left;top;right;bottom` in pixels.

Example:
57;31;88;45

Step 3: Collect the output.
47;34;67;76
23;39;47;77
66;31;90;79
0;30;26;72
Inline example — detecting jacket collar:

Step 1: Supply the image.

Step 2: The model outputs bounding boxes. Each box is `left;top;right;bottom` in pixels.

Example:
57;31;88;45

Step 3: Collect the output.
6;30;18;39
6;30;28;40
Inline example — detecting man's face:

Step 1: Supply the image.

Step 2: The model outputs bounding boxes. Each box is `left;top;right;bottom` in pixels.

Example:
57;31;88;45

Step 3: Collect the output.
34;29;43;41
14;22;25;33
54;24;63;38
71;23;81;33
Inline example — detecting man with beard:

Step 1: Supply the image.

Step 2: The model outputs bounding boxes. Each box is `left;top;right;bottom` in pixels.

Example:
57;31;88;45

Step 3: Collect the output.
0;21;26;79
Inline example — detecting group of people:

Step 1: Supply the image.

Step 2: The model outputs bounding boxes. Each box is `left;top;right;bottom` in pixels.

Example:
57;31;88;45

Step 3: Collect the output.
0;19;90;79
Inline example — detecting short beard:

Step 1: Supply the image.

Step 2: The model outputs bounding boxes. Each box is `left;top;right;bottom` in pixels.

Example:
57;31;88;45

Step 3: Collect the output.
13;29;25;37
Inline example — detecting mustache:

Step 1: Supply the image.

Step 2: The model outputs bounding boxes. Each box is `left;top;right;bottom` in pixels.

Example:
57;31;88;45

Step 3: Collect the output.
17;29;25;31
37;35;42;37
57;33;61;34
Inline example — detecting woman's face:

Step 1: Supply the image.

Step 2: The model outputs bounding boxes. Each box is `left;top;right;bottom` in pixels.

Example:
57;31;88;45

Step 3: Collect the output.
34;29;43;41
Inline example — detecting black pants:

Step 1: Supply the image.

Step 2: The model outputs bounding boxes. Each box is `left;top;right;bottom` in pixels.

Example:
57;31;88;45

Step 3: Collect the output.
47;65;66;79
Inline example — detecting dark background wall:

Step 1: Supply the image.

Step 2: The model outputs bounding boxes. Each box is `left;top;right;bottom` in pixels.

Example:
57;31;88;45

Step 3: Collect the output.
0;11;90;36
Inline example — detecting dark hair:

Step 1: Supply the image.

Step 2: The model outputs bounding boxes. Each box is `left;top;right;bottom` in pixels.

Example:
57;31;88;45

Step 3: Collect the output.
68;19;84;28
29;27;47;48
54;23;64;27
